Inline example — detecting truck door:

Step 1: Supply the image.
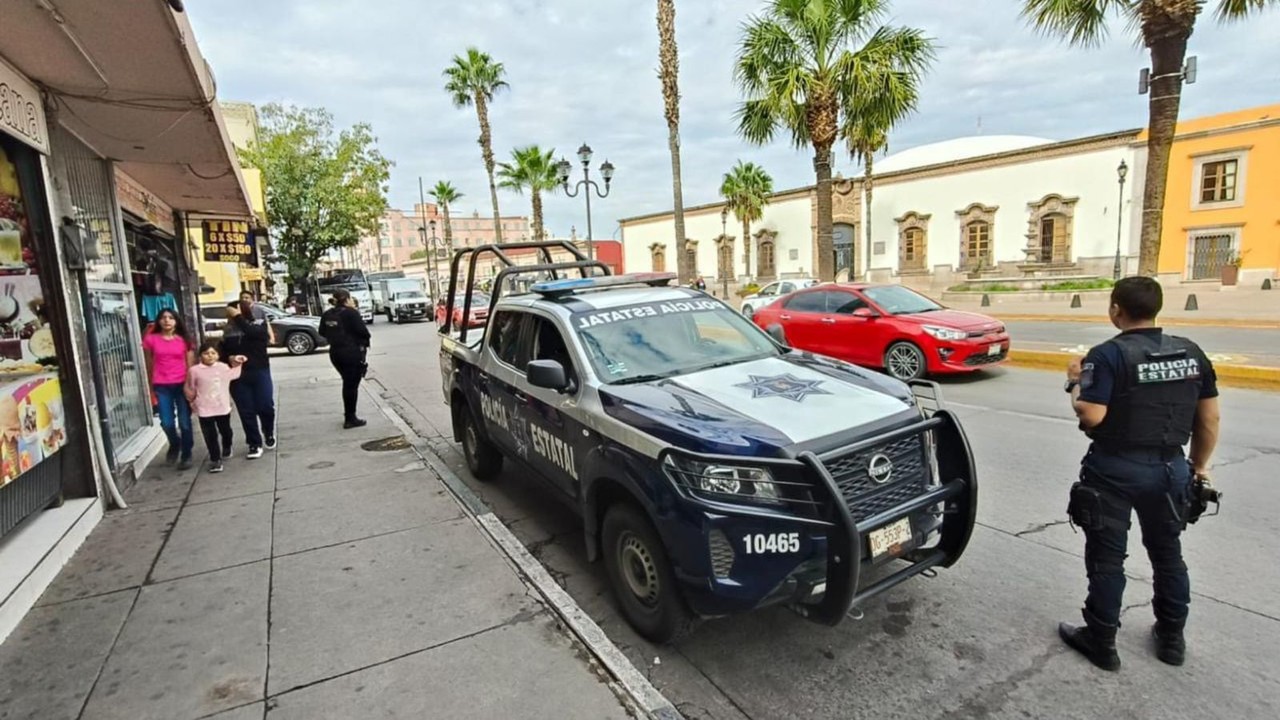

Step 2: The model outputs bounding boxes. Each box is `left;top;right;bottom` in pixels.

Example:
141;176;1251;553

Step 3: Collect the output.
517;315;587;500
474;310;530;457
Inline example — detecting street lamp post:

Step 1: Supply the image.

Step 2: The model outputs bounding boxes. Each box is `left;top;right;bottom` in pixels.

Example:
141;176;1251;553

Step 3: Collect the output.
557;143;614;262
720;206;730;299
1114;159;1129;280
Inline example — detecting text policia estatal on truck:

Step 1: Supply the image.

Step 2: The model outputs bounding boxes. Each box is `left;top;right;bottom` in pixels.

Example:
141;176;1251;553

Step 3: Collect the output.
437;241;978;643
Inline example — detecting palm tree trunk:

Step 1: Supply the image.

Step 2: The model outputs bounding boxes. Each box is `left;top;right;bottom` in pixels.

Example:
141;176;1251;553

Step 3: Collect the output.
742;218;752;279
442;204;454;251
814;147;835;282
657;0;689;284
475;92;503;243
531;189;544;241
1138;34;1188;277
863;153;874;280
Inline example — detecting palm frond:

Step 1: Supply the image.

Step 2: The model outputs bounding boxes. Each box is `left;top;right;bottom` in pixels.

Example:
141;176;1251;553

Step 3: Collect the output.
1019;0;1128;47
1215;0;1277;21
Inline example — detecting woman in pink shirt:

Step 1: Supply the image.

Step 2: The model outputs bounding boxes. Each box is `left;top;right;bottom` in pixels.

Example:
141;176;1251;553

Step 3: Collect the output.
185;341;245;474
142;309;196;469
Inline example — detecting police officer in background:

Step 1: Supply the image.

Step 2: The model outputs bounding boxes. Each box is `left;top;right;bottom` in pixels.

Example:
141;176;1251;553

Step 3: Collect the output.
1060;276;1220;671
319;288;372;428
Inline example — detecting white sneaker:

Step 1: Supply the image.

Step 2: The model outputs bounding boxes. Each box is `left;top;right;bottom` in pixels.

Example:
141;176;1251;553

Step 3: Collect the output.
247;446;264;460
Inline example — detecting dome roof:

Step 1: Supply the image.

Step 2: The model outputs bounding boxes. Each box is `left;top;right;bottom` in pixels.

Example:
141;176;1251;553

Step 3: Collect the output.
872;135;1056;175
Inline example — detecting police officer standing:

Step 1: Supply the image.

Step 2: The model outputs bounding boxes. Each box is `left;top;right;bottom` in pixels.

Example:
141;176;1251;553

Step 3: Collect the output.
1060;276;1220;671
319;288;372;428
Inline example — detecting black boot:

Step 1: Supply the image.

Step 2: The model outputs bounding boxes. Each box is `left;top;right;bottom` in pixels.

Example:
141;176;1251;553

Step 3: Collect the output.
1152;621;1185;666
343;417;367;429
1058;610;1120;671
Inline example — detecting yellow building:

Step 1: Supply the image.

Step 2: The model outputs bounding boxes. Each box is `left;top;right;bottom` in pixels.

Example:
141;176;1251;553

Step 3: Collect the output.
1150;104;1280;285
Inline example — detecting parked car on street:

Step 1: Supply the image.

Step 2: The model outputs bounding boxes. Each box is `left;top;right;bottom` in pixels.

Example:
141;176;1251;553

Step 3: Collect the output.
751;283;1010;381
739;278;819;318
387;289;431;323
200;304;329;356
436;291;490;328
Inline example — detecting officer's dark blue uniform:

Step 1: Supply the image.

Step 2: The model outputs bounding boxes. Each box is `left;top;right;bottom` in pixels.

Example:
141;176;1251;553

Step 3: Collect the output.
1062;323;1217;670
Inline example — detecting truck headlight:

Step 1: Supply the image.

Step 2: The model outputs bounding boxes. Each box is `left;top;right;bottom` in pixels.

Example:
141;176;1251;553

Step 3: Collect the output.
922;325;967;341
664;456;781;504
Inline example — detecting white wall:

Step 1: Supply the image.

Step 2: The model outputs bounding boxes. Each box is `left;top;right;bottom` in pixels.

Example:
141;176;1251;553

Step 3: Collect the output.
868;146;1140;272
622;193;815;280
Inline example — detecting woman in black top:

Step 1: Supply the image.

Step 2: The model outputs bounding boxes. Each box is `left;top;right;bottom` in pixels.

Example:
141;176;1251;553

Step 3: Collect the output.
319;289;372;428
222;300;276;457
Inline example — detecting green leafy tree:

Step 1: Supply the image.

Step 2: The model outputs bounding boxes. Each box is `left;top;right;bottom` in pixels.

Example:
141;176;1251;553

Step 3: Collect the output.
497;146;559;241
444;48;509;243
735;0;935;281
657;0;691;283
409;249;430;260
239;104;391;283
719;161;774;278
429;181;463;254
1021;0;1277;276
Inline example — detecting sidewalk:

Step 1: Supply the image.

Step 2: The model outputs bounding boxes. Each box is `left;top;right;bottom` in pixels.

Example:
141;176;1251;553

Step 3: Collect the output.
946;285;1280;328
0;375;636;719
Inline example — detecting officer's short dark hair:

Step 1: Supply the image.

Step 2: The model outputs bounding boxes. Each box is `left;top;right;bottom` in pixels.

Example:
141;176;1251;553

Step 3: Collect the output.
1111;276;1163;321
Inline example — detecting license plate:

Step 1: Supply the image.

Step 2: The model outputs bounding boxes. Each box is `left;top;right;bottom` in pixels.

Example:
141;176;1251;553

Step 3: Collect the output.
868;517;912;559
988;343;1002;356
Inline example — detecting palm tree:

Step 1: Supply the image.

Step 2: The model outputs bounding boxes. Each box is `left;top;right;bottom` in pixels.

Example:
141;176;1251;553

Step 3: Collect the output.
444;48;508;243
845;122;888;279
1020;0;1277;276
429;181;463;254
656;0;691;284
719;161;775;279
497;146;559;241
735;0;935;282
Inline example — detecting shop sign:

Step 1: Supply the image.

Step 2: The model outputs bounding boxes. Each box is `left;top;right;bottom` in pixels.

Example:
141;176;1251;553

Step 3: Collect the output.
116;169;175;235
0;58;48;155
201;219;258;266
241;267;263;281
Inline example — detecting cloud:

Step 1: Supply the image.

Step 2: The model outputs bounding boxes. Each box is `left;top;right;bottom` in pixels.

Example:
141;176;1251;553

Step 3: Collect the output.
187;0;1280;239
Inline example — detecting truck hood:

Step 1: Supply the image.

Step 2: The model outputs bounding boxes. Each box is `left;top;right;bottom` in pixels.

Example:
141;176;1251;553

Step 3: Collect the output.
598;353;917;457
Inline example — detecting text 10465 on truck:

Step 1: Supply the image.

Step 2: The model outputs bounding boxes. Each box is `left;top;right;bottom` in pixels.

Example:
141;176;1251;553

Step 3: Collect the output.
438;242;978;642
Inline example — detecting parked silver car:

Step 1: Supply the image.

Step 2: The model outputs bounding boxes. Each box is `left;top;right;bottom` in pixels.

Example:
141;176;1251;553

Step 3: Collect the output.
739;278;819;318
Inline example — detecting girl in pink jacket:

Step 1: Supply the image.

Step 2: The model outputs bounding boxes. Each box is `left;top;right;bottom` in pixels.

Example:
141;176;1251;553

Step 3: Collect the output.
185;341;245;473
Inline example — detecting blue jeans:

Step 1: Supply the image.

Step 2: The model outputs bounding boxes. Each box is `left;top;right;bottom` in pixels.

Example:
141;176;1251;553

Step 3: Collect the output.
154;383;194;459
230;367;276;448
1078;445;1192;628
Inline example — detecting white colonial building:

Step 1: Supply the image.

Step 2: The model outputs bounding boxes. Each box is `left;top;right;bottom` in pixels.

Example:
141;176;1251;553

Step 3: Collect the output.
620;128;1146;291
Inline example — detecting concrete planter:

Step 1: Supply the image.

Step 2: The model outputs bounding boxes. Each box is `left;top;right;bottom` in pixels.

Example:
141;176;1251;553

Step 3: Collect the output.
940;289;1112;304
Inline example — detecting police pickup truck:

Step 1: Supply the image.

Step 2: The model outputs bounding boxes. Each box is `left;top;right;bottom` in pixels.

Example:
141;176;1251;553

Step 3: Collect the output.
439;242;978;643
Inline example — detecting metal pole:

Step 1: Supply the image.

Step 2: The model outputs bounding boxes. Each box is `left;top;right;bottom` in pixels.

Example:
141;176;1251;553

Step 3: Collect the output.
419;177;435;301
583;169;595;261
1114;175;1125;280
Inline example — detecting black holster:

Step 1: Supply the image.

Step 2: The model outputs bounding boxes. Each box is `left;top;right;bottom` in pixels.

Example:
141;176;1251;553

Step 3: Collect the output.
1067;482;1130;532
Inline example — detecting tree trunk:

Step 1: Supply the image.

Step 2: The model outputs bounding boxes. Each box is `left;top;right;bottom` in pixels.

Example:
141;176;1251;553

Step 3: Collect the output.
863;153;874;280
531;189;544;241
442;203;454;251
657;0;689;284
475;92;503;243
1139;34;1189;277
814;147;835;282
742;218;752;279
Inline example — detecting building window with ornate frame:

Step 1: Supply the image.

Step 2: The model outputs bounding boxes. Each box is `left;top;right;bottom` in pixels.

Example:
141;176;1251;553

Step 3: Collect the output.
755;229;777;279
1192;149;1247;210
1185;226;1240;280
894;211;930;274
684;239;698;276
956;203;997;272
715;236;734;281
649;243;666;273
1025;193;1078;265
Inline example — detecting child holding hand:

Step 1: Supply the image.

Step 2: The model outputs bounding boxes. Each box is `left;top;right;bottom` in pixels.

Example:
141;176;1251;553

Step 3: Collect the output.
185;341;246;473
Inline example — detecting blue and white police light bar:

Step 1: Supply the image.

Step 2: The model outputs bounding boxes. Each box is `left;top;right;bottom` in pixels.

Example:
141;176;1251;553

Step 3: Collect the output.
531;272;678;297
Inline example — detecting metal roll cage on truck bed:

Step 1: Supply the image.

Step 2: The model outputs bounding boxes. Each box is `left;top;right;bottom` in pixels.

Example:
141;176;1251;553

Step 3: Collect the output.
438;241;979;642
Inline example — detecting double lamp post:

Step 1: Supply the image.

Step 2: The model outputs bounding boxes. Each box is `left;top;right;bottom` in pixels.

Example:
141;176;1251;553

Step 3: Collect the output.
557;143;614;261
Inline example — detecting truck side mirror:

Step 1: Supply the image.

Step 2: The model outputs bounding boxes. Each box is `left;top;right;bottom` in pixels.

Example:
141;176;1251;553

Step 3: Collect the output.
527;359;570;393
765;324;789;346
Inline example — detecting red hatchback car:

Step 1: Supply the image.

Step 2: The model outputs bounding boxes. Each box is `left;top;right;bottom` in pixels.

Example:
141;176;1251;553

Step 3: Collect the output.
751;283;1010;381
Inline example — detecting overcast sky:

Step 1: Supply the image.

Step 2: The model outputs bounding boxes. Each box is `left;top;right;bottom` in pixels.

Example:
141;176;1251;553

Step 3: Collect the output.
188;0;1280;239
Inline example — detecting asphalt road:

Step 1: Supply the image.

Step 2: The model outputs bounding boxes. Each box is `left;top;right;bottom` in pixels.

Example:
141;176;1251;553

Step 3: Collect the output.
349;318;1279;720
1004;321;1280;366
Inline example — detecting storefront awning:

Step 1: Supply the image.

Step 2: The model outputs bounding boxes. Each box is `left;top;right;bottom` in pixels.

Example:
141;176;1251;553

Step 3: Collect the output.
0;1;252;217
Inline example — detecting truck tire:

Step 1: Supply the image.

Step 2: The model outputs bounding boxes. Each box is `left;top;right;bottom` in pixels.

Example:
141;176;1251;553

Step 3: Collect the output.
601;503;698;644
460;406;502;480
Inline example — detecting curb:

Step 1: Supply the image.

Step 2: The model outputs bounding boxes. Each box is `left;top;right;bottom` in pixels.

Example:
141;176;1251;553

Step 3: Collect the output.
983;313;1280;330
1007;349;1280;391
361;378;684;720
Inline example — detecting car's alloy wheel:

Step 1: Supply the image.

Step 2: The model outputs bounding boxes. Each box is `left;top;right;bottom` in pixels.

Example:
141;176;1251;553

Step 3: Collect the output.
742;304;754;319
885;341;925;381
286;332;314;355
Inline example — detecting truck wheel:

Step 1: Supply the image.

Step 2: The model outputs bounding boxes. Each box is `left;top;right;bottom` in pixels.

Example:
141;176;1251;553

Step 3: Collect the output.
285;331;315;355
460;407;502;481
601;503;698;643
885;341;926;381
394;311;402;324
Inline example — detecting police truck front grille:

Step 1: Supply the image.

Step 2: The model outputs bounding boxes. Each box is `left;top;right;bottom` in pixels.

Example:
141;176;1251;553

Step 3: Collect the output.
709;530;735;578
823;435;927;523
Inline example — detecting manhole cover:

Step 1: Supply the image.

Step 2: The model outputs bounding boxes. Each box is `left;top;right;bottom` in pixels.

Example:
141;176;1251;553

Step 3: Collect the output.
361;436;411;452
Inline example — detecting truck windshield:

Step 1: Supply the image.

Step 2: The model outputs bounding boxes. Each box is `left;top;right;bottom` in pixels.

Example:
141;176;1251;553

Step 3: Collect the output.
572;299;779;384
